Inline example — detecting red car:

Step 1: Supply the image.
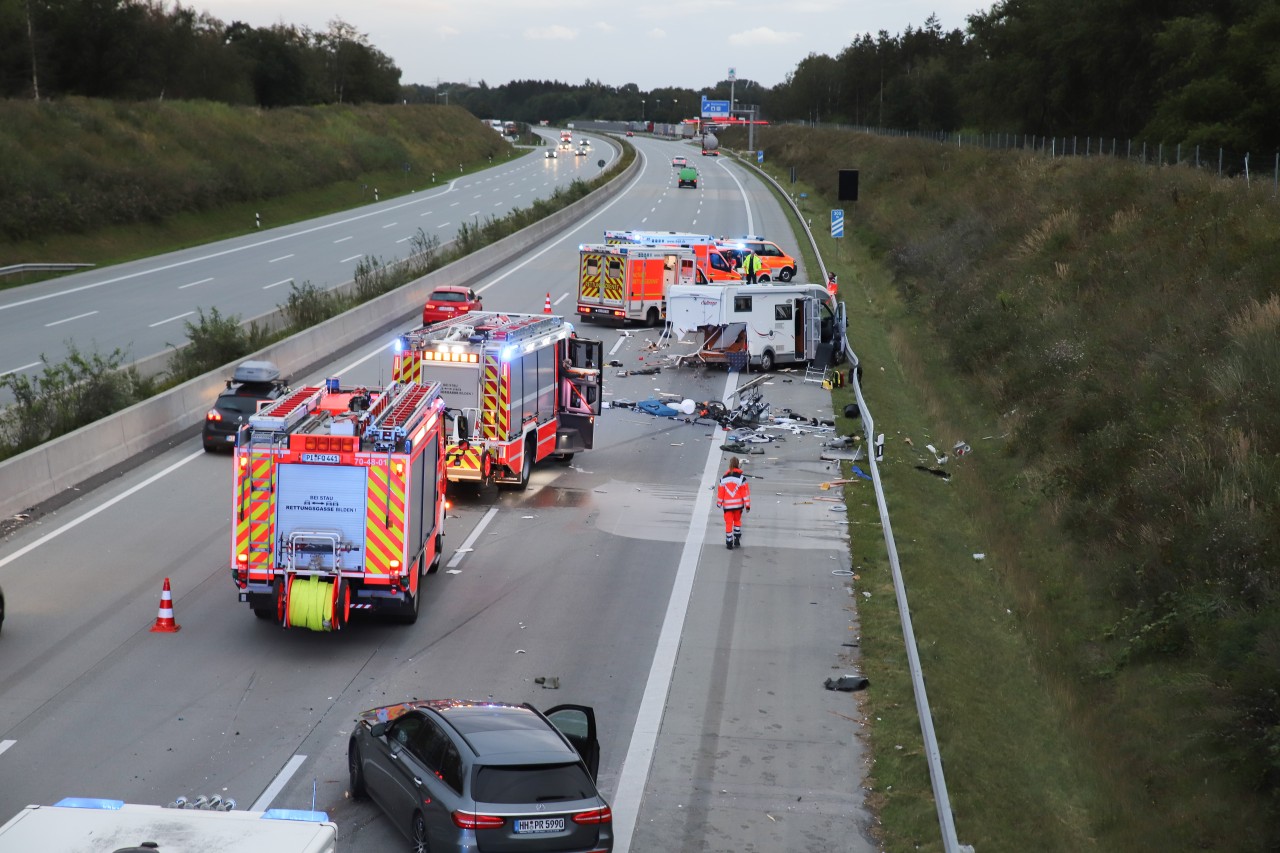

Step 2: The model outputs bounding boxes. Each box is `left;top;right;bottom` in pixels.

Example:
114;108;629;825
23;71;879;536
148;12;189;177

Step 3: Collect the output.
625;131;634;137
422;285;483;325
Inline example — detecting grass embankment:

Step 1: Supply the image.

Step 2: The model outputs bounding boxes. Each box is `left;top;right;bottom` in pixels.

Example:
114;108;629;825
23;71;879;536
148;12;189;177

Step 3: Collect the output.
728;125;1280;851
0;98;515;274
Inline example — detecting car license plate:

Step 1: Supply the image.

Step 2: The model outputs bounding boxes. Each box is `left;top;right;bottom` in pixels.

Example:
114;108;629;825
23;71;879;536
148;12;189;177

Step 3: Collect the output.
592;307;610;315
224;435;235;442
514;817;565;834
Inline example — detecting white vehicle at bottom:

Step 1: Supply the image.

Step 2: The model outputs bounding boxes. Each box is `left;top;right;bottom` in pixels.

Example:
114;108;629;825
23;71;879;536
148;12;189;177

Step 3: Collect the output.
667;282;844;371
0;798;338;853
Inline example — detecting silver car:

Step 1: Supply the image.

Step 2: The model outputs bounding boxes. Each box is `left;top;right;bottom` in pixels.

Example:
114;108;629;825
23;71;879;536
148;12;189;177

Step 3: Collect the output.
349;699;612;852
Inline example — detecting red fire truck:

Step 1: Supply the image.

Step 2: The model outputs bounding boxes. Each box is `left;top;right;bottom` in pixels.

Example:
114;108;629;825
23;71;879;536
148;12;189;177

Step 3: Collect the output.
576;243;701;325
393;313;603;488
230;379;448;630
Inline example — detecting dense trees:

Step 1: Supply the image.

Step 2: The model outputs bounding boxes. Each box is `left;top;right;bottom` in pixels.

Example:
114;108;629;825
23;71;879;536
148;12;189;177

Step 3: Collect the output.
0;0;400;105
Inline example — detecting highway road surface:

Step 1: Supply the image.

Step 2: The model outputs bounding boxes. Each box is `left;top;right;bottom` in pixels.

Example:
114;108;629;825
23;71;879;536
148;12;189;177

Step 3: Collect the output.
0;133;876;852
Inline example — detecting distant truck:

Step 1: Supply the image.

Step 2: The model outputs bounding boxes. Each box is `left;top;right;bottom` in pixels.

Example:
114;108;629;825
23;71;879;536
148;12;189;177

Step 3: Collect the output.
504;121;519;136
0;798;338;853
701;132;720;156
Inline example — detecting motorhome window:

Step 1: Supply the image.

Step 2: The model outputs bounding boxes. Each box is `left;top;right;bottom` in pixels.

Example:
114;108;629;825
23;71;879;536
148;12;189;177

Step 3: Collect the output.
775;303;793;320
733;295;752;312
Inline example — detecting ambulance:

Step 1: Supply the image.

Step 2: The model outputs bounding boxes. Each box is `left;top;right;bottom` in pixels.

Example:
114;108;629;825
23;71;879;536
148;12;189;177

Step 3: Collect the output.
603;230;739;283
230;379;448;630
576;242;701;325
393;312;603;487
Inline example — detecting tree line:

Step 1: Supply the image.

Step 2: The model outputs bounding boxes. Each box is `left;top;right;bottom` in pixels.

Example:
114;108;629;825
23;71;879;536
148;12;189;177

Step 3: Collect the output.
0;0;400;105
3;0;1276;153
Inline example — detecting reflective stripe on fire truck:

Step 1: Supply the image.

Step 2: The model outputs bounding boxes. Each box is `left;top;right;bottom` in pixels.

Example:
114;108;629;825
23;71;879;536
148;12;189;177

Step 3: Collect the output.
393;353;421;385
244;451;276;579
364;462;405;577
498;361;511;438
482;353;500;440
445;443;485;478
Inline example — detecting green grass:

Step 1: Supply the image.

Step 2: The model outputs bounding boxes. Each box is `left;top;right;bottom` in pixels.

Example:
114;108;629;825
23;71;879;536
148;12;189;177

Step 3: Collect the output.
727;125;1280;851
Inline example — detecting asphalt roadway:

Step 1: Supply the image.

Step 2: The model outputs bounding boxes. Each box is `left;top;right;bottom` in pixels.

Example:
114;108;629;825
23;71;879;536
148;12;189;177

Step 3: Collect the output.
0;134;877;852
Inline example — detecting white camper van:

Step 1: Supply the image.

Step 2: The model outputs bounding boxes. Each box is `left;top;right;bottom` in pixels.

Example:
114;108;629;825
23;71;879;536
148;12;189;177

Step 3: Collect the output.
667;282;843;371
0;798;338;853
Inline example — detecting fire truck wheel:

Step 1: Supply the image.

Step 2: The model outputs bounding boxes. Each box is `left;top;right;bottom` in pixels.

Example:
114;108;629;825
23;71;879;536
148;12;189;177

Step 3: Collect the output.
395;589;421;625
645;307;661;327
516;436;535;490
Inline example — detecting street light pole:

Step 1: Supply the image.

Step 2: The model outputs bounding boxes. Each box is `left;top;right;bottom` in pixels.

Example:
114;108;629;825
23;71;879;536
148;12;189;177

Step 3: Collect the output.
641;99;646;122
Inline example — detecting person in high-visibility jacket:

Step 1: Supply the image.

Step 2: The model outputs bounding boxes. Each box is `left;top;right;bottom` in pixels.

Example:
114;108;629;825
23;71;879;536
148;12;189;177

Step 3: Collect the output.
716;456;752;549
741;251;763;284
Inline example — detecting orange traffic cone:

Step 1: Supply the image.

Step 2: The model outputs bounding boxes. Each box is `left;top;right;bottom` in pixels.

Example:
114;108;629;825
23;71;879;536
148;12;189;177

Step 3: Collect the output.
544;293;552;314
150;577;181;633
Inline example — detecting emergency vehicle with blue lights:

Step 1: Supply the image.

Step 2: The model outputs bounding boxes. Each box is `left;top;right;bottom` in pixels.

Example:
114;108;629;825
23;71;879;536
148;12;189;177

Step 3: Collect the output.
392;312;603;488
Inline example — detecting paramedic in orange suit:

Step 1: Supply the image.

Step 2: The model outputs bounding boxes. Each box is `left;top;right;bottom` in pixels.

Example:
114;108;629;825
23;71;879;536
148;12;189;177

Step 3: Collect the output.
716;456;751;550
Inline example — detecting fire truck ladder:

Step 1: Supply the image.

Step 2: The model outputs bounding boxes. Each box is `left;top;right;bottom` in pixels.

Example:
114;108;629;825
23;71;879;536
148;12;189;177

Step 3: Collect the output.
487;313;566;343
364;382;436;451
248;385;324;434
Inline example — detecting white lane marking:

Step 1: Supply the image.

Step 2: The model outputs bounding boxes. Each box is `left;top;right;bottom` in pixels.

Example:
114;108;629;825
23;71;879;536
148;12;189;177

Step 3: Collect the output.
450;201;459;206
467;211;479;217
0;740;14;757
474;147;650;295
612;372;736;853
269;254;294;263
148;311;195;328
382;222;398;229
609;336;626;355
1;361;42;377
553;292;569;306
420;212;432;217
333;236;353;243
396;236;412;243
250;754;307;812
514;194;523;199
341;255;363;263
438;222;450;228
446;507;499;569
0;450;204;571
178;277;214;290
263;278;293;290
0;182;459;314
45;311;98;327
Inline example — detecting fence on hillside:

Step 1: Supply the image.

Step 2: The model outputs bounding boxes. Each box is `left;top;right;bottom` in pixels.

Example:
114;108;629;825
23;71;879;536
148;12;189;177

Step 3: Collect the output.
787;121;1280;195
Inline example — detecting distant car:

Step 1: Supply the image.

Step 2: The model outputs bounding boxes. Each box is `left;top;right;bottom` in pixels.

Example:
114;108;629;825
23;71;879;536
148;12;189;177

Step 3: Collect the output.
422;285;483;325
625;131;634;137
672;156;688;168
202;361;288;452
349;699;613;852
546;149;557;159
677;166;698;188
581;139;591;148
575;147;587;156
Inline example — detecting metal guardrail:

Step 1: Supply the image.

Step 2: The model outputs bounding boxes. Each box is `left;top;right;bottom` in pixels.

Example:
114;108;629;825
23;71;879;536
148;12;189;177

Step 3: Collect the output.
738;151;973;853
0;263;95;277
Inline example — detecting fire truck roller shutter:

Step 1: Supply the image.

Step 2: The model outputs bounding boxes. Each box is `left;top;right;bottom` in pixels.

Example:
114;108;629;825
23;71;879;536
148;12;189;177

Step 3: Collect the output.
508;354;523;439
408;438;440;576
537;347;556;419
275;464;368;571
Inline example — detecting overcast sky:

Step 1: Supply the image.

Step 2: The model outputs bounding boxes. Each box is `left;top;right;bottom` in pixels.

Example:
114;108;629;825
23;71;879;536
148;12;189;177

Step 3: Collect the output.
195;0;990;93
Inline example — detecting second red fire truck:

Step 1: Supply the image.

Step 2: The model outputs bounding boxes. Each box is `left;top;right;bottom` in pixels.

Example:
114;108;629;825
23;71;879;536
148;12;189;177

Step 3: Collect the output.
393;312;603;489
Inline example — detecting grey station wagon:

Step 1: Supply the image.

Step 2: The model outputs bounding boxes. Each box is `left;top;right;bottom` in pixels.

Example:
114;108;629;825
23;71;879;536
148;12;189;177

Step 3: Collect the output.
349;699;612;853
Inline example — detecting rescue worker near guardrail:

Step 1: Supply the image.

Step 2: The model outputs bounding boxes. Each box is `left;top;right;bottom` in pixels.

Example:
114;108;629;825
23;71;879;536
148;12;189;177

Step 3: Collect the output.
742;250;762;284
716;456;751;550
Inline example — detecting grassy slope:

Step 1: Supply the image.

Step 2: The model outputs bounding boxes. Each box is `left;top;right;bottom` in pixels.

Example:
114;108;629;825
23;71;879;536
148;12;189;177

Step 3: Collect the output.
728;125;1280;852
0;98;516;272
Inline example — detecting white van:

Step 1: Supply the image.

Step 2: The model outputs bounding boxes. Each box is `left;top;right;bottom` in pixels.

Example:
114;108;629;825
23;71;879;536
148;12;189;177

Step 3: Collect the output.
667;282;843;371
0;799;338;853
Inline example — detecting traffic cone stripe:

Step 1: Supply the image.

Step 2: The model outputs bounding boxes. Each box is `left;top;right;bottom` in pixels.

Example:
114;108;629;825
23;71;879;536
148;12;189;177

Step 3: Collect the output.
544;293;552;314
150;577;181;633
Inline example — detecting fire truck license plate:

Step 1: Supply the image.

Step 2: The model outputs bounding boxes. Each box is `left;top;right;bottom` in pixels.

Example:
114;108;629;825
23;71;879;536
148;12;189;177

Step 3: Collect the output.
514;817;564;834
